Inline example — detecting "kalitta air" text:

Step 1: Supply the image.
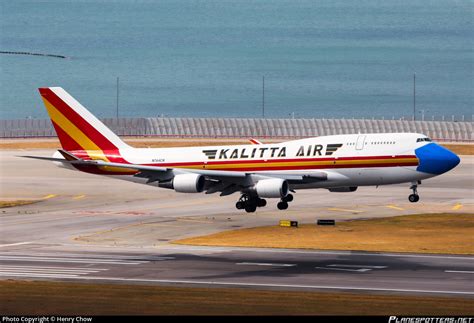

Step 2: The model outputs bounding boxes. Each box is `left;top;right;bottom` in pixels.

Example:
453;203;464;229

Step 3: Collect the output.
202;144;343;160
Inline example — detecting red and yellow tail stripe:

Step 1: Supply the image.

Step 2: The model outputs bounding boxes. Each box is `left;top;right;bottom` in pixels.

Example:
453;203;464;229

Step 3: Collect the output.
39;87;133;174
40;88;120;152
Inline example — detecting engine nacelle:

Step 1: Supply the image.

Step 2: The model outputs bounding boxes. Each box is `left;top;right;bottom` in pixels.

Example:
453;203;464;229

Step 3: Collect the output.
328;186;358;193
159;174;205;193
254;178;289;198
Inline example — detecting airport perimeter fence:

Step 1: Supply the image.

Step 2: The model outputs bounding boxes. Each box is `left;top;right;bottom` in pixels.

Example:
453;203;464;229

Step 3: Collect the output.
0;117;472;142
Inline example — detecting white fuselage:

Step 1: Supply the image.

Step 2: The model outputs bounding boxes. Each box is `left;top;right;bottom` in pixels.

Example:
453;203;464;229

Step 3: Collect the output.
89;132;433;190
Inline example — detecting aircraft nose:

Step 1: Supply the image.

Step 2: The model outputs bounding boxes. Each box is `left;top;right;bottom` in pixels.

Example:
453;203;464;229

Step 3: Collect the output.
415;143;460;175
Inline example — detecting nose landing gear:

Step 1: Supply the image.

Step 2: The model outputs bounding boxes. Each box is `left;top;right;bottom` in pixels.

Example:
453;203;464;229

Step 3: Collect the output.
408;182;420;203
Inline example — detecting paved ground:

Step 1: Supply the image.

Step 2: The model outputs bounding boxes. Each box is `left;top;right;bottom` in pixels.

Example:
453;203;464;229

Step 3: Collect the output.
0;149;473;296
0;245;473;297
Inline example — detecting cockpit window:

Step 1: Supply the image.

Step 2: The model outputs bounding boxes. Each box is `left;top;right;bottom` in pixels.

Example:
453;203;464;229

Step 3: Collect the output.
416;137;432;142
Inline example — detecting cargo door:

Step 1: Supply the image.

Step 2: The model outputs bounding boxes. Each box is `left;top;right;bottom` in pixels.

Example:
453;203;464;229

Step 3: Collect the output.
355;135;366;150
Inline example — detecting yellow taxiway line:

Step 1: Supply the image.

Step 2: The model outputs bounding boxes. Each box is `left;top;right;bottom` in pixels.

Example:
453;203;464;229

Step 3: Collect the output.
386;205;404;211
327;208;363;213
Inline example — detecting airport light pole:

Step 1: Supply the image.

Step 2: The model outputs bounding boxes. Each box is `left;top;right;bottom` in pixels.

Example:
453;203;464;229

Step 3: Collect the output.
262;76;265;118
116;76;119;119
413;72;416;121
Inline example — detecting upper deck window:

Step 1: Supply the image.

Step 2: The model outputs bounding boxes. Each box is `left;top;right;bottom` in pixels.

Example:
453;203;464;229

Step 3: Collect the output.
416;137;432;142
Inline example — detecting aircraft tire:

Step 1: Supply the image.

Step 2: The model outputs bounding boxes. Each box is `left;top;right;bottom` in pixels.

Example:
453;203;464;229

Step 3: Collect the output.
245;204;257;213
257;198;267;207
277;201;289;210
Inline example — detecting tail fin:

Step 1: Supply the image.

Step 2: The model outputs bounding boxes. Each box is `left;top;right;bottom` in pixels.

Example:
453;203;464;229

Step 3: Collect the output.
39;87;130;151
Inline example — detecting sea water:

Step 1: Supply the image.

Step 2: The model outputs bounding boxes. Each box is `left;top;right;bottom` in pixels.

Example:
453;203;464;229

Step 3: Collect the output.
1;0;472;120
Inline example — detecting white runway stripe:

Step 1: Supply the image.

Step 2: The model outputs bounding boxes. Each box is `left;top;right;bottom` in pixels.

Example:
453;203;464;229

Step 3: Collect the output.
0;242;33;248
0;255;148;265
315;267;371;272
236;262;296;267
0;272;80;278
2;252;174;261
0;267;106;274
0;265;108;271
444;270;474;274
328;264;387;269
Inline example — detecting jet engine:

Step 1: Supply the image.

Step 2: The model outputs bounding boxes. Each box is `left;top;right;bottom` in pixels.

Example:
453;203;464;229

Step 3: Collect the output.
254;178;289;198
159;174;205;193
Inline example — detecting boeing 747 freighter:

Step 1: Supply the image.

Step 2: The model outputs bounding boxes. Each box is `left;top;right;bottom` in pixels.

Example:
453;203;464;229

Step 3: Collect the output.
25;87;460;212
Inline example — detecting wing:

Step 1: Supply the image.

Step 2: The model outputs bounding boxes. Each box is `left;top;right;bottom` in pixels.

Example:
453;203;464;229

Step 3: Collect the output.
22;150;327;196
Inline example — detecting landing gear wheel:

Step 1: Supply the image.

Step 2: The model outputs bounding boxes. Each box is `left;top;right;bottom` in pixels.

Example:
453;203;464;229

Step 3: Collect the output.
245;204;257;213
277;201;288;210
283;194;293;202
257;198;267;207
408;182;420;203
237;194;266;212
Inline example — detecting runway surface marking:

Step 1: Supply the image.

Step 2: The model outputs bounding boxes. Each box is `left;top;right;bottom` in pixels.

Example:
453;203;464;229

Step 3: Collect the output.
0;255;149;265
0;242;33;248
327;208;363;213
236;262;296;267
328;264;388;269
386;204;404;211
0;252;175;261
0;265;108;272
444;270;474;274
452;203;463;210
315;266;371;272
73;194;86;200
5;275;468;296
42;194;57;199
0;273;85;279
0;265;108;278
163;246;474;260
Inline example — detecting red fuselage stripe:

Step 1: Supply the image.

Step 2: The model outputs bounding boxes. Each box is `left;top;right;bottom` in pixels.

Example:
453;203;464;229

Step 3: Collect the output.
67;151;418;174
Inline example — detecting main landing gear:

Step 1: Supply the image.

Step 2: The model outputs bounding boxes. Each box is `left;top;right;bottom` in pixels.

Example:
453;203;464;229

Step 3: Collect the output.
235;194;266;213
277;194;293;210
408;182;420;203
235;193;294;212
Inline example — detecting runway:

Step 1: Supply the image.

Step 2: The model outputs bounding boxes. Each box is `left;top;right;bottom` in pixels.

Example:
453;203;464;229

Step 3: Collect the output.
0;244;473;296
0;149;473;297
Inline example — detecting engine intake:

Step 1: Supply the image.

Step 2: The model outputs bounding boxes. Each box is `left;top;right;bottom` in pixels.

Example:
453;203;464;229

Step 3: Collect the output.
254;178;289;198
159;174;205;193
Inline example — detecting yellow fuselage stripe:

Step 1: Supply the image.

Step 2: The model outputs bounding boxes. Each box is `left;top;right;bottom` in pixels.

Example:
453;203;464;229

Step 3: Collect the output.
167;158;418;170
